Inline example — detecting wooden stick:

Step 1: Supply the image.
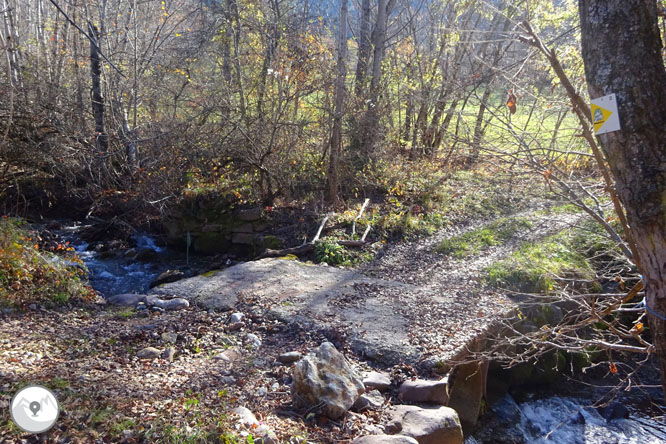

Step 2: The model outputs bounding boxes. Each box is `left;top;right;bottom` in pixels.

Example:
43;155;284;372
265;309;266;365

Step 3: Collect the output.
311;213;333;243
352;198;370;237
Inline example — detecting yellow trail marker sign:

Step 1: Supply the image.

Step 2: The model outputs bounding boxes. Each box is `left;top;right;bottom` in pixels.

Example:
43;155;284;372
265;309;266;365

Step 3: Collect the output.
590;93;621;135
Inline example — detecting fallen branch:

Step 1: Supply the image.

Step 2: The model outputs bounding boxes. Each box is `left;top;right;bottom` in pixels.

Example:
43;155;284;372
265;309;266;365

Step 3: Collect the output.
352;198;370;237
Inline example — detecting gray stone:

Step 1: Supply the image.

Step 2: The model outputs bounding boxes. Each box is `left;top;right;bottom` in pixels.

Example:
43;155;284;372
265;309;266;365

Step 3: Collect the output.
447;361;488;432
363;371;392;391
214;348;242;362
238;208;264;221
352;389;384;412
149;270;185;288
137;347;162;359
233;406;258;426
107;293;146;306
227;321;245;331
124;248;137;258
278;351;302;364
398;378;449;405
353;436;419;444
232;223;254;234
28;304;38;311
388;405;463;444
232;232;256;245
220;375;236;385
151;306;165;313
230;312;244;323
145;295;190;311
162;347;176;361
161;332;178;344
245;333;262;349
254;426;278;444
291;342;365;419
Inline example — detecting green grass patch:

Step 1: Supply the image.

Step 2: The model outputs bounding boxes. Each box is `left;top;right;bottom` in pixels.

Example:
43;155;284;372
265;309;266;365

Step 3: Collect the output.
485;221;615;293
436;217;532;258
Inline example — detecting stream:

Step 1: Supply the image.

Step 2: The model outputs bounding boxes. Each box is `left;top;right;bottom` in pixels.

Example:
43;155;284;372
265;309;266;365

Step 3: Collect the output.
467;392;666;444
59;223;666;443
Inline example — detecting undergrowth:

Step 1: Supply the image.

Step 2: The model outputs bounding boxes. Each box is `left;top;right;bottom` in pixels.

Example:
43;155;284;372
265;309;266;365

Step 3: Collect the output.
0;217;95;307
486;219;617;293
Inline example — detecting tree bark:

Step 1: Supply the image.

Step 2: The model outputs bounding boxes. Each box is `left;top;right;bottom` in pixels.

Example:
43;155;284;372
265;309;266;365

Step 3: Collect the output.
89;23;108;156
579;0;666;401
325;0;348;205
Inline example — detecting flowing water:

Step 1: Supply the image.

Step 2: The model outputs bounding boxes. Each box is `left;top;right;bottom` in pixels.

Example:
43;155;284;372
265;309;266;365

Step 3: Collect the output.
469;391;665;444
58;223;199;297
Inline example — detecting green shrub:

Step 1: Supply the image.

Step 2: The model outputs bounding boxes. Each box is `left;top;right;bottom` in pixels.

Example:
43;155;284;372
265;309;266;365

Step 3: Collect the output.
0;217;95;307
313;240;346;265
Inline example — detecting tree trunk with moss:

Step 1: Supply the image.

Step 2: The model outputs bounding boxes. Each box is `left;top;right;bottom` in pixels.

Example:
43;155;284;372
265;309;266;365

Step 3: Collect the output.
579;0;666;401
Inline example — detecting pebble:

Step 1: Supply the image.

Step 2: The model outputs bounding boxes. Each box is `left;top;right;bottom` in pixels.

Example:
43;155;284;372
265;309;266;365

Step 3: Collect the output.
230;312;244;323
137;347;162;359
151;306;165;313
161;332;178;344
227;322;245;331
245;333;261;349
162;347;176;361
278;351;302;364
220;376;237;385
257;386;268;397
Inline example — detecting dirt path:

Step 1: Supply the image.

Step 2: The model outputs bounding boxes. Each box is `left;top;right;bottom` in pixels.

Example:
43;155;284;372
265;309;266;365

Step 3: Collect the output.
0;205;583;443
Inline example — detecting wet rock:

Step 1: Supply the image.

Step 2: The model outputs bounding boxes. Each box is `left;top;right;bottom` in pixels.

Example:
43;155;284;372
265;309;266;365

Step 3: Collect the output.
137;347;162;359
150;306;165;313
162;347;176;361
124;248;137;258
363;371;392;391
136;248;159;262
291;342;365;419
398;378;449;405
387;405;463;444
596;402;630;422
278;351;302;364
107;293;146;307
352;389;384;412
353;436;419;444
149;270;185;288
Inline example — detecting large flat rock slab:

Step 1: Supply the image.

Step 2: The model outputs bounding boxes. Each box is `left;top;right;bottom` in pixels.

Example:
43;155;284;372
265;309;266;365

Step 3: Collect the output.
151;258;512;366
151;258;421;362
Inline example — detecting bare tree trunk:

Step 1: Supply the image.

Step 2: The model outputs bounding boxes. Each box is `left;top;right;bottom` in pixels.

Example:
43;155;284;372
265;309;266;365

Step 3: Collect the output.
89;23;108;156
325;0;348;205
360;0;394;156
1;0;22;88
354;0;371;96
579;0;666;401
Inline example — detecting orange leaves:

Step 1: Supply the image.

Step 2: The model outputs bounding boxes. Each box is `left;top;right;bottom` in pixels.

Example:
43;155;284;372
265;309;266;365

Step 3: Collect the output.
507;89;517;114
609;362;617;374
